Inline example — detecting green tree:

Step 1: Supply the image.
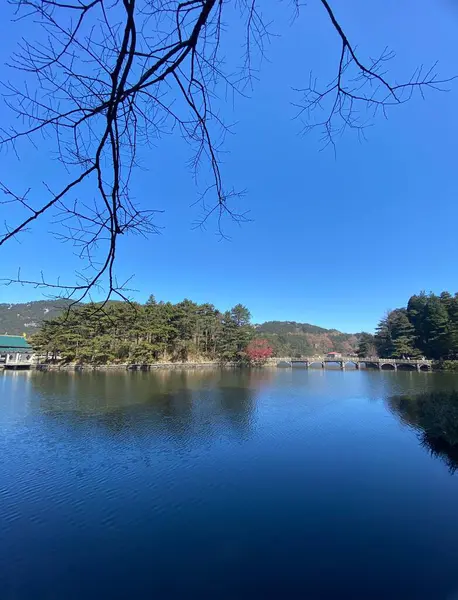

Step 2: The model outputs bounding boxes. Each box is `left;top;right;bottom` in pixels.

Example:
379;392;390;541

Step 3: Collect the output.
375;313;394;358
407;292;428;354
31;297;258;365
230;304;251;327
357;333;377;358
218;305;254;362
447;295;458;359
439;291;453;312
390;310;418;358
422;295;450;359
372;291;458;361
375;309;418;358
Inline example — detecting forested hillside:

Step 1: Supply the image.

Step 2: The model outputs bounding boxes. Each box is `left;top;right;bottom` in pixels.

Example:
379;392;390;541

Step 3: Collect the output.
257;321;359;357
0;300;71;335
1;299;359;363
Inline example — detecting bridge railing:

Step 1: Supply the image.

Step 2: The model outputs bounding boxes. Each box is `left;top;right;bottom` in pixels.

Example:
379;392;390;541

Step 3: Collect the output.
288;356;432;364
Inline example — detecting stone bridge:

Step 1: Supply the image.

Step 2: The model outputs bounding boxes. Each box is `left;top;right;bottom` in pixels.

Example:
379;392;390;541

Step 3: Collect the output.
278;357;432;371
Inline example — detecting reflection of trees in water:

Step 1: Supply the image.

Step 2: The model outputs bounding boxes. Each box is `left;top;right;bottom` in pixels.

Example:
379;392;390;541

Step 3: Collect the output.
215;369;273;434
388;391;458;473
29;368;273;442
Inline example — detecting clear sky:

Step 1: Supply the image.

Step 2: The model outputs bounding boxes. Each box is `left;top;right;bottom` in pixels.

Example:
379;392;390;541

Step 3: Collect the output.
1;0;457;332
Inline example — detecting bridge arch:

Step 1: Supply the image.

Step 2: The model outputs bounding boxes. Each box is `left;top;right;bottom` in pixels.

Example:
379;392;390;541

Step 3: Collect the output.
363;361;380;369
308;360;323;367
380;363;396;370
397;363;417;371
343;360;358;367
291;360;308;367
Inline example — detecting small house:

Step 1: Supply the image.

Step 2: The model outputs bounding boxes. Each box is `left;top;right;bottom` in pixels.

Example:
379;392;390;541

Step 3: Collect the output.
326;351;342;359
0;335;35;369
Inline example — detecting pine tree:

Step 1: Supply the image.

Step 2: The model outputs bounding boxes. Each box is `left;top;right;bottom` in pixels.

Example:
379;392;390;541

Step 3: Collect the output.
217;306;254;362
407;292;428;354
375;313;394;358
447;295;458;359
357;333;377;358
390;309;418;358
375;309;419;358
423;295;450;359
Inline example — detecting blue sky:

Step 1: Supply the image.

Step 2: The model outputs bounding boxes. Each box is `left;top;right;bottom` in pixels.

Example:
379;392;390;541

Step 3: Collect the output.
1;0;457;332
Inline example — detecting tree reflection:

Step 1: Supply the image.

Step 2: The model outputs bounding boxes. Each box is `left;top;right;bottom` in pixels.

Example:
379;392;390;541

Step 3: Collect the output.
388;391;458;473
216;369;273;435
28;368;271;443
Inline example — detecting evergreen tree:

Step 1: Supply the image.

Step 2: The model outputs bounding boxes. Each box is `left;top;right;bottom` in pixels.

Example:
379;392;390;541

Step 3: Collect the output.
447;295;458;359
217;305;253;362
422;295;450;359
375;313;394;358
357;333;377;358
230;304;251;327
375;309;418;358
439;291;453;312
390;309;418;358
30;297;256;364
407;292;428;353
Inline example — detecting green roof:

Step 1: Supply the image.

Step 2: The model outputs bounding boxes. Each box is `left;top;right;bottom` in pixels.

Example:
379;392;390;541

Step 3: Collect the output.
0;335;32;350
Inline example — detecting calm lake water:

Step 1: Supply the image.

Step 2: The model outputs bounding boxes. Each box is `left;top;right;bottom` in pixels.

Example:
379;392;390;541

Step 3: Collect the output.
1;368;458;599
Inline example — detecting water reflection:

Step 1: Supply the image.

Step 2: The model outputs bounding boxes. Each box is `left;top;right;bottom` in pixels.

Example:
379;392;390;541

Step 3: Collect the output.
4;369;458;599
22;368;275;443
388;391;458;473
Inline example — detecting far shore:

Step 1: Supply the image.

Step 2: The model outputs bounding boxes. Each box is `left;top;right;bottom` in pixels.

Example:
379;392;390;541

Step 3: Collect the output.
3;357;458;372
4;357;286;372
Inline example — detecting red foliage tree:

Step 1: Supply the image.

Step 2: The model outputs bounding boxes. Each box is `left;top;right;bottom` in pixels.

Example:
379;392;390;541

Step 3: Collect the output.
246;339;273;366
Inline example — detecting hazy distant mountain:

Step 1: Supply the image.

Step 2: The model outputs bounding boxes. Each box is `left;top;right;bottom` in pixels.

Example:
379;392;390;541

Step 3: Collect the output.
0;300;72;335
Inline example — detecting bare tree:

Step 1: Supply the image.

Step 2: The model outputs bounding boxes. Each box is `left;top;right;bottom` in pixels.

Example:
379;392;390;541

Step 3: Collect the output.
0;0;452;304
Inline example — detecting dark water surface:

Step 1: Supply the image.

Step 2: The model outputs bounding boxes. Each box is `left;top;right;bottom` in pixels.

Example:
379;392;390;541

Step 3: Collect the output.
2;368;458;599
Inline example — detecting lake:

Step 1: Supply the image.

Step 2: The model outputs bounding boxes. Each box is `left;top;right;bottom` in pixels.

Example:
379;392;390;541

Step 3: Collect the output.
1;368;458;599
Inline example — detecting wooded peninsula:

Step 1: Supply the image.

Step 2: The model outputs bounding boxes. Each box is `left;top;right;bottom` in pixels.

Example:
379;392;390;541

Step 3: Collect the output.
29;297;357;365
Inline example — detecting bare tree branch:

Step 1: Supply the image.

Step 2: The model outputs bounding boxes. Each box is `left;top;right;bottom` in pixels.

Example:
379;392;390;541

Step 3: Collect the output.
0;0;453;303
293;0;455;150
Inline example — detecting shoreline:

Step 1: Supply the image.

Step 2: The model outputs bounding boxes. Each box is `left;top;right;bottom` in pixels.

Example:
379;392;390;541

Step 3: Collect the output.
34;361;239;371
2;358;457;372
1;363;449;373
2;358;285;372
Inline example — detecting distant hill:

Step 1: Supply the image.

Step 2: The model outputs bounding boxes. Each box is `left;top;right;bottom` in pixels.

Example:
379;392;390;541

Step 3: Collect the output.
0;302;360;356
256;321;360;357
0;300;71;335
257;321;331;336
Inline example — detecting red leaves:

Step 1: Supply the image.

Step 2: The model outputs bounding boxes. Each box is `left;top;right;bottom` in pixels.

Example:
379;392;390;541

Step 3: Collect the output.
246;338;273;365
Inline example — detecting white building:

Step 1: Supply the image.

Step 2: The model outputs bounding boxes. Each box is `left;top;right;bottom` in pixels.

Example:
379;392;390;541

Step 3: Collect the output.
0;335;35;369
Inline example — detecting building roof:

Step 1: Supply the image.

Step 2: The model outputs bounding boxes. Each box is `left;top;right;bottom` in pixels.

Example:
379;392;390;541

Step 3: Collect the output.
0;335;32;351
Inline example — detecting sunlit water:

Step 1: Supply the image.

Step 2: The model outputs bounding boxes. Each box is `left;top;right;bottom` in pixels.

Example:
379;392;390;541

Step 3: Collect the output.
1;368;458;599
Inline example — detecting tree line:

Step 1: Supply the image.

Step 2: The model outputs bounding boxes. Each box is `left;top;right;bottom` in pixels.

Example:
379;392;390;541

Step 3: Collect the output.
358;291;458;360
31;297;259;365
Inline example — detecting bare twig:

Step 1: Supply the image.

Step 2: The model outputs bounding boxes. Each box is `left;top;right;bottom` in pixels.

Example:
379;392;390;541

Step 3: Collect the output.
0;0;452;304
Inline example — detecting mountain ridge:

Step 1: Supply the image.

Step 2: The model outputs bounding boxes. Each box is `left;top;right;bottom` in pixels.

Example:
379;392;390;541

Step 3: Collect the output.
0;300;72;335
